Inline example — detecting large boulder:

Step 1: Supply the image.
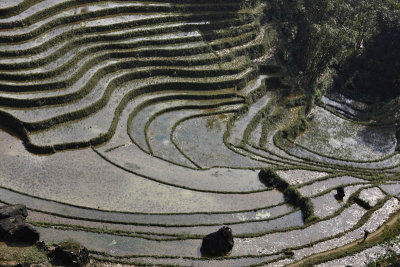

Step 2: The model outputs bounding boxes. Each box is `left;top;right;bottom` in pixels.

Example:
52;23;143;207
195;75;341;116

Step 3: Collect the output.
0;204;40;244
335;186;345;201
12;224;41;243
0;204;28;219
49;240;89;267
200;227;234;257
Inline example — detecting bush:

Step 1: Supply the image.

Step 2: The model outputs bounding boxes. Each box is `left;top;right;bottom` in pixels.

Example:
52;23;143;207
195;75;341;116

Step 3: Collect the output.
259;169;318;223
258;168;288;189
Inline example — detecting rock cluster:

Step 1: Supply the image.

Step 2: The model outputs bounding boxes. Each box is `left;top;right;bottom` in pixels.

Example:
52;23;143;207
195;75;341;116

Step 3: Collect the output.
0;204;89;267
49;240;89;267
200;226;234;257
0;204;39;244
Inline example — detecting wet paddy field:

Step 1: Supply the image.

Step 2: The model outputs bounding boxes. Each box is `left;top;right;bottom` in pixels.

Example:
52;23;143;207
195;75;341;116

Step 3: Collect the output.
0;0;399;266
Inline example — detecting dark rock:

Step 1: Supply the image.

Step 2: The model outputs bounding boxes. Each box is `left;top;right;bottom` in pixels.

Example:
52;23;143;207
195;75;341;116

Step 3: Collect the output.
36;241;49;251
0;205;28;219
283;249;294;256
11;224;40;243
0;215;24;239
14;263;31;267
335;186;345;200
200;226;234;257
0;205;39;244
0;216;22;234
49;240;89;267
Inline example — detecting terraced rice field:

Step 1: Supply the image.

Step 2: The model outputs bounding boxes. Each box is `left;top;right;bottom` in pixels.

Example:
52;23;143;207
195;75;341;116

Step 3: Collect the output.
0;0;399;266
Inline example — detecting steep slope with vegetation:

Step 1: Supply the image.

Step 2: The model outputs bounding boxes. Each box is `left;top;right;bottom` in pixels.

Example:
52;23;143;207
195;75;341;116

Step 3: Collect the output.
267;0;400;104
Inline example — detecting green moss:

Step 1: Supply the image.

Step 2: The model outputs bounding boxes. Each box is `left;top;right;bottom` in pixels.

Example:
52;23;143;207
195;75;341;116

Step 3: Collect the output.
58;239;83;253
304;215;319;224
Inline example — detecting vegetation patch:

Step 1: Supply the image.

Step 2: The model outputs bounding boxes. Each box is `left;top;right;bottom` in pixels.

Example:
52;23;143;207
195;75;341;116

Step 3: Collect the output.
259;168;319;223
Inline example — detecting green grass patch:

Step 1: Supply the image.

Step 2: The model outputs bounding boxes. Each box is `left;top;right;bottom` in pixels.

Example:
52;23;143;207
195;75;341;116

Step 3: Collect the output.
0;242;49;264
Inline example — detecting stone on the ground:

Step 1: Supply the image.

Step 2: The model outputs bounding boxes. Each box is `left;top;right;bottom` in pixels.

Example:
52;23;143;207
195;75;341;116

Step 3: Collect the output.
0;204;28;219
335;186;345;200
12;224;41;243
49;240;89;267
201;226;234;257
0;204;39;243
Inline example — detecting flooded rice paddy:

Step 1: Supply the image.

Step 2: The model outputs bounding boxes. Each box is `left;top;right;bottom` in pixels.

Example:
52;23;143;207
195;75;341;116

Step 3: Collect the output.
0;0;399;265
